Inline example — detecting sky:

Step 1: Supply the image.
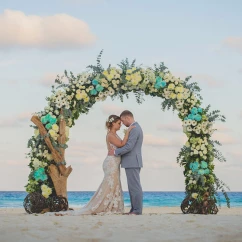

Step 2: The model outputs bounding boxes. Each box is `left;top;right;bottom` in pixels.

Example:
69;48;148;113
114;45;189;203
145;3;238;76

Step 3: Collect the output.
0;0;242;192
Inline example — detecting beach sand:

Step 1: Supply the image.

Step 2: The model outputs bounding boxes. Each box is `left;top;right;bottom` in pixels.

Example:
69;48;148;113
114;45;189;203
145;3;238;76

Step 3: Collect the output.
0;207;242;242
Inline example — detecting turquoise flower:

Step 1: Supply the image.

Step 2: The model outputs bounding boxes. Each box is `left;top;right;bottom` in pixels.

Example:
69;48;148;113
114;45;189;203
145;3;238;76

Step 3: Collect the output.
201;161;208;169
204;168;210;175
45;123;52;130
92;79;99;85
160;81;167;88
33;167;47;181
154;82;162;89
198;169;205;175
156;76;162;82
190;161;200;171
194;114;202;121
191;107;198;115
90;89;98;95
45;114;51;120
154;77;166;89
96;84;104;92
49;117;57;125
41;116;48;124
188;114;195;120
197;107;203;113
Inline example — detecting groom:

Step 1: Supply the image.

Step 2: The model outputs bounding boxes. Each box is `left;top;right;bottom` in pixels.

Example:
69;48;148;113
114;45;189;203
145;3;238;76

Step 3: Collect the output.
109;110;143;215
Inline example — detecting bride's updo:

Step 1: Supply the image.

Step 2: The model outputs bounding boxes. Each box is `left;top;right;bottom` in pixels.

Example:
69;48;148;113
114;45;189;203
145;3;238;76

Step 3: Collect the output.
105;115;120;130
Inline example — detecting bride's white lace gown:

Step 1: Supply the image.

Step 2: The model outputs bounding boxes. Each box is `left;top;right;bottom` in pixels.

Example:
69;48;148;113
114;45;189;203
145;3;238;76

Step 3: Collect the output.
48;136;124;215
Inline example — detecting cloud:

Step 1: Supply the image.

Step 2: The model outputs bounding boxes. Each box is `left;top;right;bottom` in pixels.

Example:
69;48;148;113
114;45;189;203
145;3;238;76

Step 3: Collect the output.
224;37;242;54
0;112;32;127
100;104;124;116
173;72;222;88
0;9;96;49
156;123;182;132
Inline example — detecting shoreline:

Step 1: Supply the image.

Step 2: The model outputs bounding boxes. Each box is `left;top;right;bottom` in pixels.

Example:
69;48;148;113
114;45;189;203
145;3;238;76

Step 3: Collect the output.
1;206;242;215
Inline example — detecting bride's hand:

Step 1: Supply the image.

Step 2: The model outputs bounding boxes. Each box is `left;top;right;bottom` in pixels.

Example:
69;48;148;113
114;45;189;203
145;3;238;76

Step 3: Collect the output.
127;125;135;133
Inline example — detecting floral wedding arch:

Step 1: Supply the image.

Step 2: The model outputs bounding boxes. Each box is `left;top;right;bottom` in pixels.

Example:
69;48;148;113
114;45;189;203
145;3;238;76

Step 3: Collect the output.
24;51;230;214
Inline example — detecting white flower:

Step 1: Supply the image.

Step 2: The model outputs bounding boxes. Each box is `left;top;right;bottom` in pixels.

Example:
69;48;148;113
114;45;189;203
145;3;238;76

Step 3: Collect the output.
191;120;197;126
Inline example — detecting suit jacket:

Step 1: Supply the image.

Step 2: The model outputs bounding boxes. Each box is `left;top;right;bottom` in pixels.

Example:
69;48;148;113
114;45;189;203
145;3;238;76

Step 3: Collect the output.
115;122;143;168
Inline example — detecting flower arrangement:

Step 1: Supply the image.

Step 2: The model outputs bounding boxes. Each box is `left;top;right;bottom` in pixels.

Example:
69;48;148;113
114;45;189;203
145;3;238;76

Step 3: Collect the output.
25;51;230;212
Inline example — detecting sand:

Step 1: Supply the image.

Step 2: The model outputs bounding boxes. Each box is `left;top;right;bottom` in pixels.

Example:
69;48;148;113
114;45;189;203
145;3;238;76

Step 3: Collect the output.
0;207;242;242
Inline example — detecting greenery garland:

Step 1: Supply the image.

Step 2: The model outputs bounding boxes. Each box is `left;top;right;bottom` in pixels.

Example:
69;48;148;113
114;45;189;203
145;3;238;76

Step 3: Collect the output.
26;51;230;211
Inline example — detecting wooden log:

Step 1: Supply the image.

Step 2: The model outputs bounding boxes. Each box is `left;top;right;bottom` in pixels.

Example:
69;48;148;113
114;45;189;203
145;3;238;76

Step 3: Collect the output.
48;164;68;198
31;115;72;177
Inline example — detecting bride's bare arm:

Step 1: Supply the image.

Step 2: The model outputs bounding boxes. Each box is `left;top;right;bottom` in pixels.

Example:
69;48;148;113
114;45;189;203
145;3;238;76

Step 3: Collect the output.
107;126;135;148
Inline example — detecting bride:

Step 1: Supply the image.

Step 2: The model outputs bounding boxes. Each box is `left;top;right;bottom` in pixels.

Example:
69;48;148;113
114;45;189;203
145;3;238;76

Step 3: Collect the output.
51;114;134;216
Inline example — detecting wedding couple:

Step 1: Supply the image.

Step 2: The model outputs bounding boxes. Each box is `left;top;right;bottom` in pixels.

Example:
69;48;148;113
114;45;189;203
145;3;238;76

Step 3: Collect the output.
54;110;143;216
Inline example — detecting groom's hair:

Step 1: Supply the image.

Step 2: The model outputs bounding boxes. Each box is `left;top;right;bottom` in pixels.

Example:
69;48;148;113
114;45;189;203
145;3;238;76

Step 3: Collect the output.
120;110;133;118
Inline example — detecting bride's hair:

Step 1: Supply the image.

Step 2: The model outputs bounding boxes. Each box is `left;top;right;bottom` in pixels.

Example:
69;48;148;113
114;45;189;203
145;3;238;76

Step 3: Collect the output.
105;115;120;130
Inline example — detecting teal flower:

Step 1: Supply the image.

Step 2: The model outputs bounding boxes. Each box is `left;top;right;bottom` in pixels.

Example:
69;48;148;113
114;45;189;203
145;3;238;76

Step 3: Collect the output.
45;123;52;130
194;114;202;121
198;169;205;175
156;76;162;83
49;117;57;125
90;89;98;95
96;84;104;92
154;77;166;89
204;168;210;175
198;107;203;114
201;161;208;169
190;161;200;171
92;79;99;85
188;114;195;120
33;167;47;181
191;107;198;115
154;82;162;89
161;81;167;88
41;116;48;124
45;114;51;120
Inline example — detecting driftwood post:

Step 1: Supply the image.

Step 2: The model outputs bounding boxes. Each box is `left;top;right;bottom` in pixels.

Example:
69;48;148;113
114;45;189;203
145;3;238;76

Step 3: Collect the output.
31;113;72;198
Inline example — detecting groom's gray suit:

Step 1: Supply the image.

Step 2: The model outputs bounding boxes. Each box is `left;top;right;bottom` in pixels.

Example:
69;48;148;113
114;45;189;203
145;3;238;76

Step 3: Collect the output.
115;122;143;215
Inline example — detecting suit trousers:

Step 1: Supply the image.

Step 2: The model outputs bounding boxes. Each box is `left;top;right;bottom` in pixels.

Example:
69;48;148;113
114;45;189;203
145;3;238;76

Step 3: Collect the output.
125;168;143;214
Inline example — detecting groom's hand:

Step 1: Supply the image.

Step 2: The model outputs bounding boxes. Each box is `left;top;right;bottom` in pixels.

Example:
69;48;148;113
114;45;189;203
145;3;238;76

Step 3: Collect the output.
108;148;115;156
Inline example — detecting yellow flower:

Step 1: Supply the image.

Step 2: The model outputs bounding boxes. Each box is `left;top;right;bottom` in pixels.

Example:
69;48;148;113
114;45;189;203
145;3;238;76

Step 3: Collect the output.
126;75;131;81
191;193;198;199
52;124;59;132
103;70;108;76
34;129;39;138
49;129;57;138
126;69;132;74
76;93;81;100
168;83;175;90
46;153;53;161
131;79;139;86
84;96;90;103
177;93;184;100
170;93;177;99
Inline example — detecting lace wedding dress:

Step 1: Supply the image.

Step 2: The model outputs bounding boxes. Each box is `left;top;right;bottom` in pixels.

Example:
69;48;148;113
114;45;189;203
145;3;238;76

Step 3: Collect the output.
46;135;124;216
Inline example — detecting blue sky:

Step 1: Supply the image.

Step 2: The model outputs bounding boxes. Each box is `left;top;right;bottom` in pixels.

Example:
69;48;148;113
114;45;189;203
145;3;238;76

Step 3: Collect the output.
0;0;241;191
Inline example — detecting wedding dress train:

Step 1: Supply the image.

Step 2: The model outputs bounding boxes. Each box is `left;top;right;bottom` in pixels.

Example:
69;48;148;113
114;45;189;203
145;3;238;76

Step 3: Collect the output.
45;139;124;215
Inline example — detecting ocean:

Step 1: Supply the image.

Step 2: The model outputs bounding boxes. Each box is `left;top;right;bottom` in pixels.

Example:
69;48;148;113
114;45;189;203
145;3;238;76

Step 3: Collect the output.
1;191;242;208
